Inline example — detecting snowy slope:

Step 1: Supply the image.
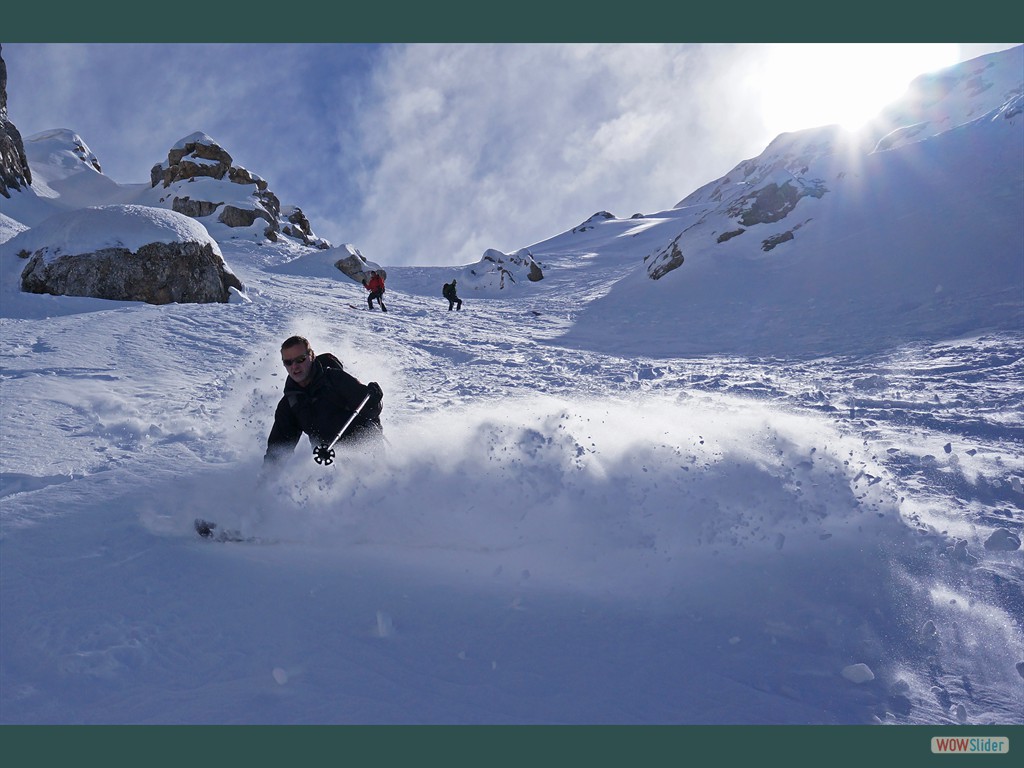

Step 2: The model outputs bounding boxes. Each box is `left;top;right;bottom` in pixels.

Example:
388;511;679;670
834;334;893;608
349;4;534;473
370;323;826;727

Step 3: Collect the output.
0;46;1021;729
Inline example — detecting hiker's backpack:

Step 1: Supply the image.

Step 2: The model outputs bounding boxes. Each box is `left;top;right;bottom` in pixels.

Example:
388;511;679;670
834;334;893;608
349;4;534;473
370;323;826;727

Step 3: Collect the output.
442;283;451;298
317;352;344;371
311;352;384;419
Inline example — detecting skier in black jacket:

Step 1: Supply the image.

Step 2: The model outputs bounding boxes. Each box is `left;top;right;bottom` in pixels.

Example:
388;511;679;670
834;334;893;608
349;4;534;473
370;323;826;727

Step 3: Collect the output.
264;335;383;466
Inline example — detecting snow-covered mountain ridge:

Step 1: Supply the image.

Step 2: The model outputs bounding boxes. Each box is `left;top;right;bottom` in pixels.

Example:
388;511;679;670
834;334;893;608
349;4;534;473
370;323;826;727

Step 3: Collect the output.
2;47;1021;358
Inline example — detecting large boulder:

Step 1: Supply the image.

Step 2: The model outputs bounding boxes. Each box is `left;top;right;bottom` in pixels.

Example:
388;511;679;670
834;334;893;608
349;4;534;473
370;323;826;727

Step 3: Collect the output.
12;204;244;304
332;243;386;284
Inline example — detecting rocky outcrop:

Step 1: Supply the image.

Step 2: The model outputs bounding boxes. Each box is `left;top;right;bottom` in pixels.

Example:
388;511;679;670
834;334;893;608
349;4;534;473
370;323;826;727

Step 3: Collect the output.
281;206;317;242
761;230;795;252
467;248;544;288
150;133;237;188
645;234;684;280
0;44;32;198
728;179;826;227
150;131;328;248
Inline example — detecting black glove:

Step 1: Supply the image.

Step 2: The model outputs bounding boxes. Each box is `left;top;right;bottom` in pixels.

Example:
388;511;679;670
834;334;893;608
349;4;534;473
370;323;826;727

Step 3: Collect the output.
366;381;383;406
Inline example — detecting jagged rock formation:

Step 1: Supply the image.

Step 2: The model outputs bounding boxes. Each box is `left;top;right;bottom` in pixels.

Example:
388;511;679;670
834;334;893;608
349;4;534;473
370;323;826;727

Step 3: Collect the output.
149;131;329;249
0;44;32;198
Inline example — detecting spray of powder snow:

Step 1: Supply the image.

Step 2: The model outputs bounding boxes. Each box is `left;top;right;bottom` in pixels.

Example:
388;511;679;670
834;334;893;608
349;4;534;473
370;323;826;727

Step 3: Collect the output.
176;390;911;595
139;383;1023;697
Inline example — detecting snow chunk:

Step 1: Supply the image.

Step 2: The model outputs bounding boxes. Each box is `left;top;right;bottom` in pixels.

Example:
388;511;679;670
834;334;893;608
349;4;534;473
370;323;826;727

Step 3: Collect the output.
984;528;1021;551
841;663;875;683
919;620;940;652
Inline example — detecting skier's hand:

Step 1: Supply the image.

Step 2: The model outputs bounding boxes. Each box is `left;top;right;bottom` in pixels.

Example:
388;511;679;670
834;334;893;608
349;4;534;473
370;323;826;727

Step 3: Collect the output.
367;381;383;406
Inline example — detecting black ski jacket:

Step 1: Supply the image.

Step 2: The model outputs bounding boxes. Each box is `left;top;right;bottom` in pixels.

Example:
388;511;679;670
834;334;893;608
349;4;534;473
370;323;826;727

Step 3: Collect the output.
264;357;382;465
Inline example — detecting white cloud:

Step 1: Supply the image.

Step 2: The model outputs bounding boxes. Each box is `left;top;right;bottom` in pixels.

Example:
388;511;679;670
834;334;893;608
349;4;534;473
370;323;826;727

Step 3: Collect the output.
343;43;779;265
6;42;1018;267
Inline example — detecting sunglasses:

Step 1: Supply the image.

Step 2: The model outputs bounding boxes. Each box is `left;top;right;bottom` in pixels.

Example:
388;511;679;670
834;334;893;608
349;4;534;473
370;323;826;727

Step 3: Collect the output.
282;353;309;367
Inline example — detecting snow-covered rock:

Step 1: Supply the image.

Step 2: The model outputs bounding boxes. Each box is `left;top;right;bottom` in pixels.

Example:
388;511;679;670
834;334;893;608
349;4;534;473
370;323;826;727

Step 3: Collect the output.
462;247;544;292
8;203;243;304
141;131;330;249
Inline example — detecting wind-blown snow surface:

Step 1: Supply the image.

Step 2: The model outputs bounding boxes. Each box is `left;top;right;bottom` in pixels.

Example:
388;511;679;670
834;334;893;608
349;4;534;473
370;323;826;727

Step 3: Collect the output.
1;228;1021;725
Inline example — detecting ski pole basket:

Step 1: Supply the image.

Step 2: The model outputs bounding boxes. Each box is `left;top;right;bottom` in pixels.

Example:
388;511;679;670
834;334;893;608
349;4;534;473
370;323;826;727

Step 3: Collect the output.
313;392;372;465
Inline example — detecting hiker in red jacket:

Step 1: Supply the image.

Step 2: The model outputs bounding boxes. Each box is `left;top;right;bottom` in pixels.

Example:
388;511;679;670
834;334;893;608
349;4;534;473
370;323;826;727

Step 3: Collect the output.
365;271;387;312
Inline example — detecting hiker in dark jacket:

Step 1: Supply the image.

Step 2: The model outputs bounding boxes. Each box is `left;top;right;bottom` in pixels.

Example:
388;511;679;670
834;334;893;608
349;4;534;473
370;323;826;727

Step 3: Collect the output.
442;279;462;311
264;335;383;466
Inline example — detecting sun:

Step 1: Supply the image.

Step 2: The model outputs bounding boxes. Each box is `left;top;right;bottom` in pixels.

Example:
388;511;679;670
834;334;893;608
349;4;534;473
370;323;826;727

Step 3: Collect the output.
756;44;960;135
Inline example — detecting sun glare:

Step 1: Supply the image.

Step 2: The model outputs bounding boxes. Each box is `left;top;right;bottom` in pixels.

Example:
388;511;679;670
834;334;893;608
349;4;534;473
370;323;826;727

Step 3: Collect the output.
757;44;960;135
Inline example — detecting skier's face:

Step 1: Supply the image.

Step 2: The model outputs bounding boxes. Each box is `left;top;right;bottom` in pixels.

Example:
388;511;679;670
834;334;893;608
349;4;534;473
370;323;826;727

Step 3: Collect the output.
282;344;314;386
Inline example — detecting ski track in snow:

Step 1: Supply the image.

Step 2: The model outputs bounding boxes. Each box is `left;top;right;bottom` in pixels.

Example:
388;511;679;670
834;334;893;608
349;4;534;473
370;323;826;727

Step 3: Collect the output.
1;243;1022;725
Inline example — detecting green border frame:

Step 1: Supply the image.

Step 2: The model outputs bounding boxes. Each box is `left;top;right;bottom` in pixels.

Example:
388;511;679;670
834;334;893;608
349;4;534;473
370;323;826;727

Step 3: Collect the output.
2;3;1020;766
4;725;1024;766
2;1;1020;41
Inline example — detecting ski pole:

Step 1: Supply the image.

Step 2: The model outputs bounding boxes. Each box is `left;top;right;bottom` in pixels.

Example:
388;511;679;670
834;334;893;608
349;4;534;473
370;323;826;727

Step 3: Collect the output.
313;392;372;465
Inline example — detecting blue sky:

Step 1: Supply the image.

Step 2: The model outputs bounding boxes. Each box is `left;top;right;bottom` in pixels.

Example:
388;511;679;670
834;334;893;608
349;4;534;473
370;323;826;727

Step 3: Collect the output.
3;43;1018;266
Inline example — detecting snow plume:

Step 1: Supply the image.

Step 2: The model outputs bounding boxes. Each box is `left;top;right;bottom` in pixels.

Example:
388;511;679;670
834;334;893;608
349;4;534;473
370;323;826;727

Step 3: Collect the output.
126;386;1019;724
154;391;906;595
